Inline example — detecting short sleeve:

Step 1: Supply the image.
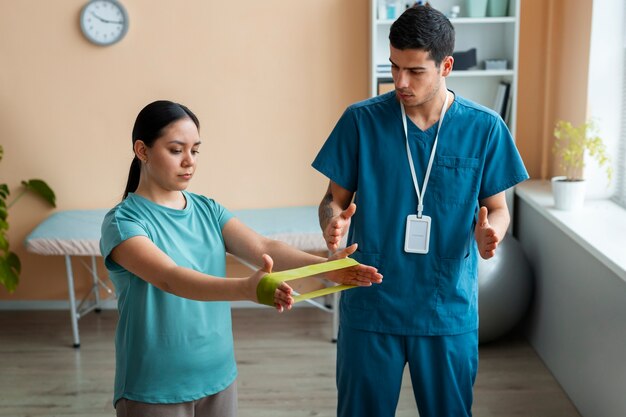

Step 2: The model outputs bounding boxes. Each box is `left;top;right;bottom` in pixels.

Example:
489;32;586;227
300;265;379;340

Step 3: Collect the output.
312;107;359;192
99;207;149;270
478;118;529;200
204;197;233;230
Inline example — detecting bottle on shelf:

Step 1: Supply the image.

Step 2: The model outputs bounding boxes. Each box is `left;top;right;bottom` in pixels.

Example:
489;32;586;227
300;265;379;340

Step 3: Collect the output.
384;0;399;20
449;5;460;18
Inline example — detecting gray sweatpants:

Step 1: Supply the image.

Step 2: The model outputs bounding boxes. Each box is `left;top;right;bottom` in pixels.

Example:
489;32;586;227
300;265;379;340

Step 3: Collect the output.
115;381;237;417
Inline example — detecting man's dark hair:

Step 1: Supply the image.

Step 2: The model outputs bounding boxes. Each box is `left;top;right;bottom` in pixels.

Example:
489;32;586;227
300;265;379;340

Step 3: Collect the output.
389;5;455;66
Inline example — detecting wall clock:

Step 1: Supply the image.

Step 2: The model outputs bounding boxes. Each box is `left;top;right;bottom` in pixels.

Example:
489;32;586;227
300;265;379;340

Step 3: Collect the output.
80;0;129;46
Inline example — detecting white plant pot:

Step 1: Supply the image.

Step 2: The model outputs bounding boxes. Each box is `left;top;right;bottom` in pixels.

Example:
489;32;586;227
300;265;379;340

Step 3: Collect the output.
551;176;586;210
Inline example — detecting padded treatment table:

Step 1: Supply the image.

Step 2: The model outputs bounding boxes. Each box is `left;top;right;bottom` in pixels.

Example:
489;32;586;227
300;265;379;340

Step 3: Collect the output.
25;206;339;347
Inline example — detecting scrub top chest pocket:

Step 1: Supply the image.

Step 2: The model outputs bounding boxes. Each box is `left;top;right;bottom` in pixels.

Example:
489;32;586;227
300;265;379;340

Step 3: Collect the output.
431;155;480;204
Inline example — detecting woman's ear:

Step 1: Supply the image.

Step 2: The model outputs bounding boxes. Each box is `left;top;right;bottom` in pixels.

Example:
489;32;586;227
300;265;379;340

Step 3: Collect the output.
134;140;148;163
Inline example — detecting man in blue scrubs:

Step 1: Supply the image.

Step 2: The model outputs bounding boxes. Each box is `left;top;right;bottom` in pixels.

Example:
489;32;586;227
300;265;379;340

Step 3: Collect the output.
312;6;529;417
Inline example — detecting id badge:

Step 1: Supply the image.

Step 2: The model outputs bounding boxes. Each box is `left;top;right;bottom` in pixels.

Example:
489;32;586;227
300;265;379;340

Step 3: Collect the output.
404;215;431;254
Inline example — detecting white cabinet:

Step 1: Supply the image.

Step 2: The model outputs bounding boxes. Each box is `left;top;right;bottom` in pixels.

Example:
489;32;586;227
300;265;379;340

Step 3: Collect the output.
369;0;520;132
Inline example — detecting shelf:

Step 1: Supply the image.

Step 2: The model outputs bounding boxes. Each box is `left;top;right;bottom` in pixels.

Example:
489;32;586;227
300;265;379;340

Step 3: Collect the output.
375;16;516;25
449;69;514;77
451;17;516;24
375;69;514;78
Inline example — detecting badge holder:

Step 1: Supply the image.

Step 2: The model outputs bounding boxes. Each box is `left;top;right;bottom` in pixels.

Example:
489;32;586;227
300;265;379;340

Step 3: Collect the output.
256;258;359;307
400;93;448;256
404;214;431;254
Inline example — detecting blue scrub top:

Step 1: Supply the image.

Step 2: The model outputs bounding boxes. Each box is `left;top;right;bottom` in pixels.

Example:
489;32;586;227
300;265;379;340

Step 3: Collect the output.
312;91;529;336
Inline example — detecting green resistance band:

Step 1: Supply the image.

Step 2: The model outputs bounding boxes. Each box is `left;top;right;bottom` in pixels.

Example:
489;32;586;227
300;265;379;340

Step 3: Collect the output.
256;258;359;307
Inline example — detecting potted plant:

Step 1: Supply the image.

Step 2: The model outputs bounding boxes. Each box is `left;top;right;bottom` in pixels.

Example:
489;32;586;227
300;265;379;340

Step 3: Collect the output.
551;119;612;210
0;145;56;293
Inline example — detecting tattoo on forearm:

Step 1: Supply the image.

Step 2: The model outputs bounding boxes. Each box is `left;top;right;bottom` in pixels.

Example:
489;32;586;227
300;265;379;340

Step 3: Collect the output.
319;191;334;229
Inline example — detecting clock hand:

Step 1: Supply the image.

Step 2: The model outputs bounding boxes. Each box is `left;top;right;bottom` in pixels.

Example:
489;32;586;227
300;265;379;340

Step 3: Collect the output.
90;11;123;25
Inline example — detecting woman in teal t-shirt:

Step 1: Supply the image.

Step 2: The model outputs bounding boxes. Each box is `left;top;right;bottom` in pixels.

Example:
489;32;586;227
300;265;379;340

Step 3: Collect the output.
100;100;383;417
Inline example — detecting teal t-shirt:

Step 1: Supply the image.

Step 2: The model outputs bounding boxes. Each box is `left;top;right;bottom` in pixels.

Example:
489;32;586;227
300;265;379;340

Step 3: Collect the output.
312;91;529;336
100;191;236;405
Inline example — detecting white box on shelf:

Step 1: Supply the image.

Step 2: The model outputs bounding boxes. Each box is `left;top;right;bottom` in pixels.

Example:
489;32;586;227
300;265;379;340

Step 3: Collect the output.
485;59;508;70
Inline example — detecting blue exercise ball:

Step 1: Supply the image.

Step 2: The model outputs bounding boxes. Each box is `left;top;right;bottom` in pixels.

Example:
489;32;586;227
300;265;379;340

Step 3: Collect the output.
478;235;533;344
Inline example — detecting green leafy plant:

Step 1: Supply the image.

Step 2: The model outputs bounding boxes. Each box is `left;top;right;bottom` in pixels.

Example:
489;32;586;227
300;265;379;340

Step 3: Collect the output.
552;119;613;182
0;145;56;293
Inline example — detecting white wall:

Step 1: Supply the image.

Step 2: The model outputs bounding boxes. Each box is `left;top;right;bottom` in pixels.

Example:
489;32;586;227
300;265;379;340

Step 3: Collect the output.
516;193;626;417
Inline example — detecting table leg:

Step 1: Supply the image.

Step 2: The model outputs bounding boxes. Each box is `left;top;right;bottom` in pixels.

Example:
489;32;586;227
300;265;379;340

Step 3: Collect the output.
64;255;80;348
91;256;101;312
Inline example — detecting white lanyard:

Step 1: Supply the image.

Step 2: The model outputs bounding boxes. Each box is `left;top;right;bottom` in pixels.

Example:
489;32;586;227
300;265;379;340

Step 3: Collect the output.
401;92;449;218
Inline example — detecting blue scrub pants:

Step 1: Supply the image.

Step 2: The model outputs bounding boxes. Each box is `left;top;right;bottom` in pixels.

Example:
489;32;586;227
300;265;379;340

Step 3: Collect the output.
336;326;478;417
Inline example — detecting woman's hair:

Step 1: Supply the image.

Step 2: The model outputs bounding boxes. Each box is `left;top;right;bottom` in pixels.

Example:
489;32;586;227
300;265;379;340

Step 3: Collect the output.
123;100;200;199
389;5;455;67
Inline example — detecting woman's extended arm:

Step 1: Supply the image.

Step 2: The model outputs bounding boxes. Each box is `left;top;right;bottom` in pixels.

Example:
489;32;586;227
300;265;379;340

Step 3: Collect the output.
109;236;293;309
222;218;382;287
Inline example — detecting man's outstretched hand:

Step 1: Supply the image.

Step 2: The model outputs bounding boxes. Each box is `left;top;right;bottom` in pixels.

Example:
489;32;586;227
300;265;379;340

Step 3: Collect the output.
326;243;383;286
474;206;500;259
323;203;356;252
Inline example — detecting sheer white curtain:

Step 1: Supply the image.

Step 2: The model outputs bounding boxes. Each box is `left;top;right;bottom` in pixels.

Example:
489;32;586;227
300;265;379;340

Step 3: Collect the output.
587;0;624;203
613;43;626;209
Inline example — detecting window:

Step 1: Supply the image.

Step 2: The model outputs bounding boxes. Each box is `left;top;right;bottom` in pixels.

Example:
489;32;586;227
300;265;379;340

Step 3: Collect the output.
612;44;626;209
588;0;624;205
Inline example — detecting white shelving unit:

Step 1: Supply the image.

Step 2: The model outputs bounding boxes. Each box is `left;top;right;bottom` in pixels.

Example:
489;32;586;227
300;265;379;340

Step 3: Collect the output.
369;0;520;133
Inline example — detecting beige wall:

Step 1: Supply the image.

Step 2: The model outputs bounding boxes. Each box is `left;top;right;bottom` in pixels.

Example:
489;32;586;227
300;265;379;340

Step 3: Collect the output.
0;0;594;301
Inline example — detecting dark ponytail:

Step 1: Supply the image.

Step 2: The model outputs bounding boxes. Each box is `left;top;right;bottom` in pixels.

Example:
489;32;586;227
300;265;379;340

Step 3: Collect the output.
122;157;142;200
122;100;200;200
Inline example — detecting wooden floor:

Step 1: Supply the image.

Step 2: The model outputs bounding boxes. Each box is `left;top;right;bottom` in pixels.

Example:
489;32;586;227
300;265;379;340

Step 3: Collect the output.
0;308;581;417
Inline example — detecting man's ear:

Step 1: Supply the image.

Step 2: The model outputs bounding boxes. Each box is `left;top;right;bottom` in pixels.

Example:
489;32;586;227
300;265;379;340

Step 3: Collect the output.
441;55;454;76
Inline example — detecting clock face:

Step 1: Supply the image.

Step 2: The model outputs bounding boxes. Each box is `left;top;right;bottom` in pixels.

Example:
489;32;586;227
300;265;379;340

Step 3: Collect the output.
80;0;128;46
